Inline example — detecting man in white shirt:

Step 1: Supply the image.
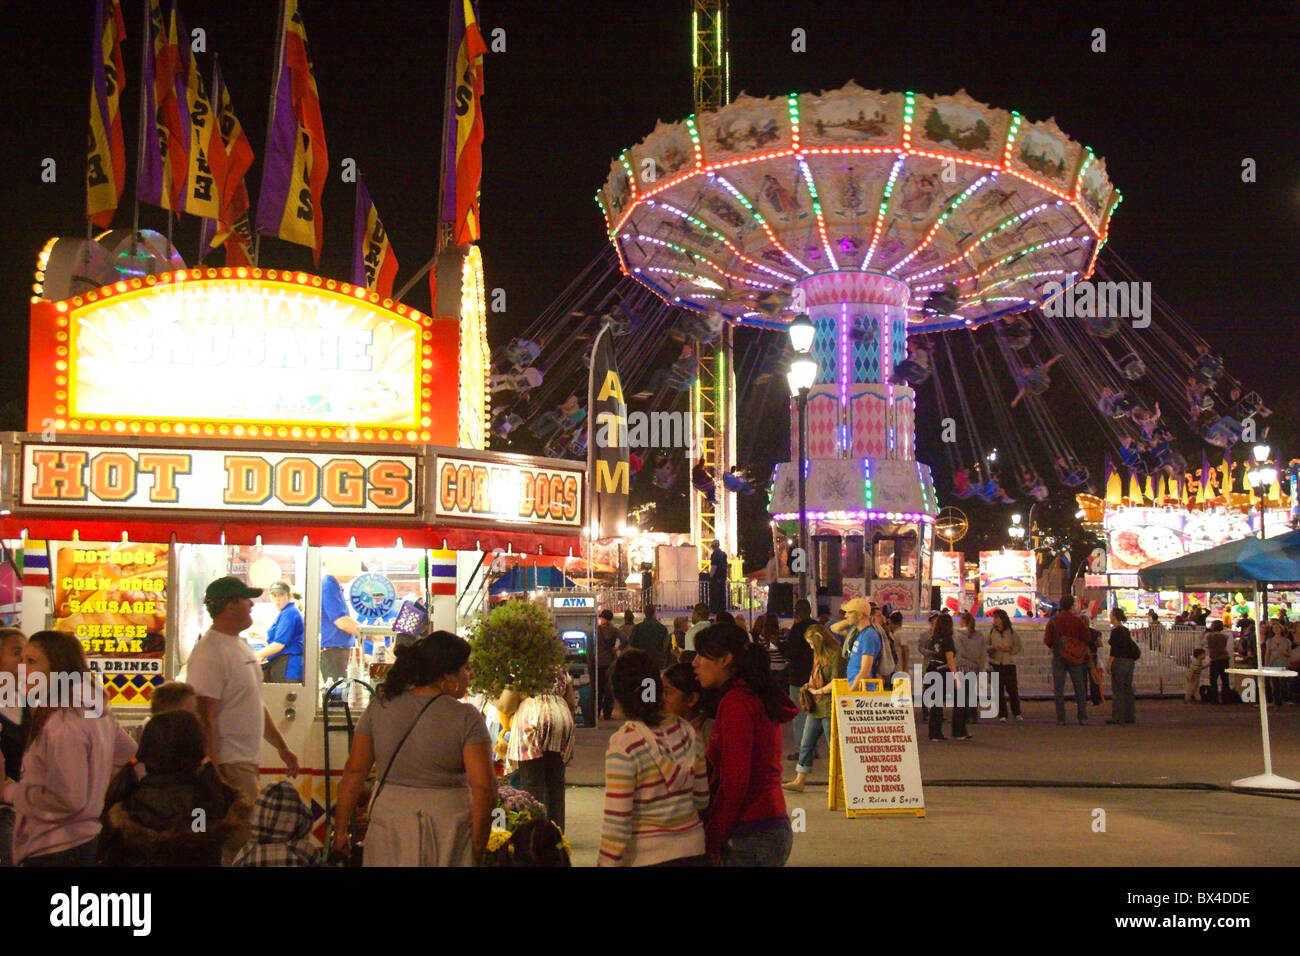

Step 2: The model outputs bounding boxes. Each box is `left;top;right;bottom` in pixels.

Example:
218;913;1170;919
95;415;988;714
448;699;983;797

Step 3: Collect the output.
187;576;299;860
682;603;712;654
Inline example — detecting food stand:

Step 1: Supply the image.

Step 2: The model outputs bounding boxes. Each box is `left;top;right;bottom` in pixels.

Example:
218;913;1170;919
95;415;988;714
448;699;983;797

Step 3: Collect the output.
3;262;585;844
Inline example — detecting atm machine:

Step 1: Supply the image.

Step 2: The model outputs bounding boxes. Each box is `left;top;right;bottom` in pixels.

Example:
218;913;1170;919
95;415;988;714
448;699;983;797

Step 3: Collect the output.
549;593;598;728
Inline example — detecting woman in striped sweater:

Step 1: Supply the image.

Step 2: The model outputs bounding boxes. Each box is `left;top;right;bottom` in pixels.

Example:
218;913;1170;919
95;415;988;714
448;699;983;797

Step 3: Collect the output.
598;650;709;867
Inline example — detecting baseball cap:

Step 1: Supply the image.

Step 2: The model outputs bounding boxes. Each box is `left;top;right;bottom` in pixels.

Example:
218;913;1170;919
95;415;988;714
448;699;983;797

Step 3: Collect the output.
204;576;263;604
842;597;871;616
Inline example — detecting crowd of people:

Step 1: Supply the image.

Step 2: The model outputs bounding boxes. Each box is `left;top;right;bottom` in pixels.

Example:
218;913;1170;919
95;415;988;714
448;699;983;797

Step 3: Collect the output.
3;569;1296;869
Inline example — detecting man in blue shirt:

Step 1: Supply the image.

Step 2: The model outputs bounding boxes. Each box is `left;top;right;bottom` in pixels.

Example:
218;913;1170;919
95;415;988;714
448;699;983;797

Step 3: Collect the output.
834;598;881;691
319;573;360;681
256;582;304;683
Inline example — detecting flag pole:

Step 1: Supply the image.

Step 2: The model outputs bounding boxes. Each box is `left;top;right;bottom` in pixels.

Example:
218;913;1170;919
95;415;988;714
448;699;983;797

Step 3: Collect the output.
254;0;288;268
394;0;459;303
198;52;220;265
132;0;151;266
352;171;362;288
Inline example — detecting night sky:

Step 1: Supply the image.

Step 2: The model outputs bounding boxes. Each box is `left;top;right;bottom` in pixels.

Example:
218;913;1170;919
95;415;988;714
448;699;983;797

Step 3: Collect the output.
1;0;1296;553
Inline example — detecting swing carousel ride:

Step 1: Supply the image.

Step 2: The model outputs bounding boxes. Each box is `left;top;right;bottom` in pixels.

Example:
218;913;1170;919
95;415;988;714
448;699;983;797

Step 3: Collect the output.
490;82;1289;612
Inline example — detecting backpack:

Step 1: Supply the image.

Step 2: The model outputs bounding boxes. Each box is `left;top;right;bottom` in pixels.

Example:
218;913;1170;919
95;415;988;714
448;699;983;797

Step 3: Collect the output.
875;628;899;679
1052;615;1090;666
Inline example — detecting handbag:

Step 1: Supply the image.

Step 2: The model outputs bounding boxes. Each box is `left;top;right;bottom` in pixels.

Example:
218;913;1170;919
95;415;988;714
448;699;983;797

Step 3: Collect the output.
337;693;441;865
799;686;818;713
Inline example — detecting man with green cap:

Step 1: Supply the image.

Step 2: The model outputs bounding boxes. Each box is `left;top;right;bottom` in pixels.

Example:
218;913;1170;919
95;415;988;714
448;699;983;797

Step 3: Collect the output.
187;576;300;862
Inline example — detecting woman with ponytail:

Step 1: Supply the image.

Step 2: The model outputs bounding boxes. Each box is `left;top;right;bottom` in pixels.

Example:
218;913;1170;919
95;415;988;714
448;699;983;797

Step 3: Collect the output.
692;621;798;866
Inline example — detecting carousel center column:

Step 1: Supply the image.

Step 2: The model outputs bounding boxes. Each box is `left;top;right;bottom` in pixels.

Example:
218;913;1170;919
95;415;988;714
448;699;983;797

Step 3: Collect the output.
770;271;938;615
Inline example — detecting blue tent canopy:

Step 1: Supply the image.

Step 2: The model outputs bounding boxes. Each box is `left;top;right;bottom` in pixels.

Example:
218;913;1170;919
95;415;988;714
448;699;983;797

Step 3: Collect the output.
1137;529;1300;591
489;565;576;595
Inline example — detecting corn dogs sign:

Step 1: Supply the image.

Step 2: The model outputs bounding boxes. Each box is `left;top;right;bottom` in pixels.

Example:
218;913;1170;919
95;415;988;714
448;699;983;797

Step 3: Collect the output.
21;444;417;516
433;453;583;529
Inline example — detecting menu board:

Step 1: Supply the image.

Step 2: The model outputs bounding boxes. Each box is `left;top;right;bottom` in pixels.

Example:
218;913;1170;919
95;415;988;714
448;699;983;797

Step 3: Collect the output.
831;681;925;816
53;542;167;707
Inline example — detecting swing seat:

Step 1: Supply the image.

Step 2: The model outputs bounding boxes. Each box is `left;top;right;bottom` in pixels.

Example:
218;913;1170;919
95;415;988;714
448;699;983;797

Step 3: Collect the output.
1118;445;1141;468
1061;470;1089;487
1191;355;1224;384
566;433;589;458
505;338;541;367
1086;315;1121;338
667;365;698;390
1005;324;1032;349
493;413;524;439
1202;417;1243;447
891;359;932;386
1118;353;1146;380
1233;391;1264;419
528;410;565;438
1022;371;1049;395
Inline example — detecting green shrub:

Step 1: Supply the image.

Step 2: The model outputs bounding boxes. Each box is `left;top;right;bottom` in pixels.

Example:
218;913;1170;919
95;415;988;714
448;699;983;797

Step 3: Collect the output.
469;600;564;697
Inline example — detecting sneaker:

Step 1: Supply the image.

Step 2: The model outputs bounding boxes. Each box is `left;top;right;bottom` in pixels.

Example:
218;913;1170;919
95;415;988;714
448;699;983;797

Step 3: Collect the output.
929;735;948;742
782;780;806;793
1015;715;1024;721
954;734;973;741
998;717;1007;723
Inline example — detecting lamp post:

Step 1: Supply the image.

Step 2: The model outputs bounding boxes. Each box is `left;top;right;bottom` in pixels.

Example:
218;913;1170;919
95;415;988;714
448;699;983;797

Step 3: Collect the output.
787;314;816;605
1008;512;1024;543
1247;442;1278;621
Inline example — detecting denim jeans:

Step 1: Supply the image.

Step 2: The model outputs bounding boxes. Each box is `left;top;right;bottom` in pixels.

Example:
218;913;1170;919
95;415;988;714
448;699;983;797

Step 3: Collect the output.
789;685;807;749
1111;658;1136;723
796;715;832;774
1209;659;1230;703
723;817;793;867
514;752;567;832
1052;657;1089;723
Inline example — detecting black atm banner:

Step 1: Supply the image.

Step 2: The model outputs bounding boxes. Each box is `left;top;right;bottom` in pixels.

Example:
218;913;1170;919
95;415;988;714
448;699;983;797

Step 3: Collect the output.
588;325;628;539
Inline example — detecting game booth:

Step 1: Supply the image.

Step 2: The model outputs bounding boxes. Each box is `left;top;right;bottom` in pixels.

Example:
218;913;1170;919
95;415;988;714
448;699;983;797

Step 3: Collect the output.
2;255;585;844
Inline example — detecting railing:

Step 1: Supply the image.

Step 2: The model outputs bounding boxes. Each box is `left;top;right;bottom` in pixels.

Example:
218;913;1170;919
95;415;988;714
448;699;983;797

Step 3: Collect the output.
592;581;769;622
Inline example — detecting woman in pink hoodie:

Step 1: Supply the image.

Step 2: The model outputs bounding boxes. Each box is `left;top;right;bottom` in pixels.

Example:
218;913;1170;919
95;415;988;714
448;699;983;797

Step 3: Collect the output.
0;631;135;866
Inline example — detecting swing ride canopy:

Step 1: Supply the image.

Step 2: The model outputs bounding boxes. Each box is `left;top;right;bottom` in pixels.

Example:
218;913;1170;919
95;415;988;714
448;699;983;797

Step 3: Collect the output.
598;83;1121;331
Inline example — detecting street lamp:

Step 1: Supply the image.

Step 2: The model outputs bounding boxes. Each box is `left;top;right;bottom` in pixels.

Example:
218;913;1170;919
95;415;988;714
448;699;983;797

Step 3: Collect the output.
788;314;817;605
1008;513;1025;542
1247;442;1278;621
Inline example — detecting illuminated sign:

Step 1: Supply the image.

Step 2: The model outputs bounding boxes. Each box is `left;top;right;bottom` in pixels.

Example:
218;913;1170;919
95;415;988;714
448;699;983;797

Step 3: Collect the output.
53;541;168;708
551;596;596;609
931;552;964;589
978;550;1035;592
433;453;583;528
22;444;417;516
29;270;460;446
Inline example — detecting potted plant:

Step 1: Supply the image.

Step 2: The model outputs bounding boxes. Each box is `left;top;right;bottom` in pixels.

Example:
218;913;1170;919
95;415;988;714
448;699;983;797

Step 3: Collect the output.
469;599;564;703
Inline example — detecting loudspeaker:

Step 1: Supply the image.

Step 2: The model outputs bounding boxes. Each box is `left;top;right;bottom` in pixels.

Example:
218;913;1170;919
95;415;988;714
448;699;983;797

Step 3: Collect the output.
768;582;794;617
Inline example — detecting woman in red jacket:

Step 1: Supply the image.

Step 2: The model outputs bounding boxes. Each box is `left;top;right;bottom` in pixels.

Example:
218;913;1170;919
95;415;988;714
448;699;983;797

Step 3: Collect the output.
693;621;798;866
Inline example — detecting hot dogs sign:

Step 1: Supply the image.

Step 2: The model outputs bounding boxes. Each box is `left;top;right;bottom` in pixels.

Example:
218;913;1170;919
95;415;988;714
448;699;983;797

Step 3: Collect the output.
21;444;417;516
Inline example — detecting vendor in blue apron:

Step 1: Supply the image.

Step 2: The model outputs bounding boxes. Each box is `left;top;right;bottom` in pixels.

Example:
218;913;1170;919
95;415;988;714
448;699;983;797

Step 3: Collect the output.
256;582;304;683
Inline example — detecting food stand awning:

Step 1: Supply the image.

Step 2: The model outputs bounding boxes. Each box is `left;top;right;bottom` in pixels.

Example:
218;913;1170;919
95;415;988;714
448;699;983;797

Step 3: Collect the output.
1137;530;1300;591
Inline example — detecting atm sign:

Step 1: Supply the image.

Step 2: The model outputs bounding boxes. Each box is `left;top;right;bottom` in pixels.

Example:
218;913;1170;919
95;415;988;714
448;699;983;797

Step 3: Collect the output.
551;596;595;609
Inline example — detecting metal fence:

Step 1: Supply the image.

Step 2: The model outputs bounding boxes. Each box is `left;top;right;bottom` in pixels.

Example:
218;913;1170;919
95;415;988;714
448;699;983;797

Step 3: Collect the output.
593;581;769;623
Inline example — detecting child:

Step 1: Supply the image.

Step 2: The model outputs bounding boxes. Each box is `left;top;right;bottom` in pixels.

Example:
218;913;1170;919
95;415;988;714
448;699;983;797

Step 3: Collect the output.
662;662;714;755
150;681;198;716
100;710;245;866
1185;648;1207;703
232;781;318;866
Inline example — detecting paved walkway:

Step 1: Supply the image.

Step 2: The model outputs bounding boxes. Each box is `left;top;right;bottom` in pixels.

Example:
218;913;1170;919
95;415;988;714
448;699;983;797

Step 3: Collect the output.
559;699;1300;866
